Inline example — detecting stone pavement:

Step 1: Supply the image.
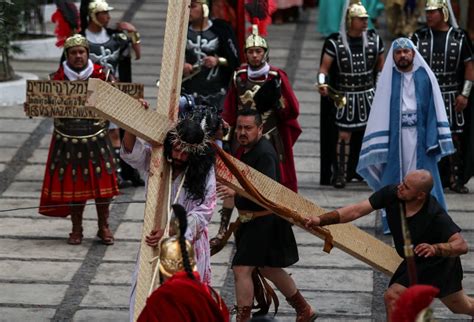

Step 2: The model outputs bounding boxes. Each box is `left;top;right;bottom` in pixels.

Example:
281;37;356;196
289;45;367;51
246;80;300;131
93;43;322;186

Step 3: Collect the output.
0;1;473;321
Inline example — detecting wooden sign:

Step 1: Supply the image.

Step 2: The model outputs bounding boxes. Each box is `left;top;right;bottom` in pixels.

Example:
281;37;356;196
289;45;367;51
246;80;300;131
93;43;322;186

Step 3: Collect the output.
24;80;144;119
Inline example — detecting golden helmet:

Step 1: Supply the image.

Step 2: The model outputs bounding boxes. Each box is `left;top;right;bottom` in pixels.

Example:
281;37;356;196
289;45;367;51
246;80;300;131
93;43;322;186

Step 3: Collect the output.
245;24;268;51
64;34;89;51
425;0;449;22
158;236;197;279
347;1;369;27
89;0;114;26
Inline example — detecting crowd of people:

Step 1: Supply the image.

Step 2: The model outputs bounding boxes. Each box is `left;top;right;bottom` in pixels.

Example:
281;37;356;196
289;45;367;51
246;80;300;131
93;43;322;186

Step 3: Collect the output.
32;0;474;321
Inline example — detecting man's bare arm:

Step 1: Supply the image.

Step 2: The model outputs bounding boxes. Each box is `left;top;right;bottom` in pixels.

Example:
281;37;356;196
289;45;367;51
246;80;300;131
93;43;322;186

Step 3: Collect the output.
305;199;375;227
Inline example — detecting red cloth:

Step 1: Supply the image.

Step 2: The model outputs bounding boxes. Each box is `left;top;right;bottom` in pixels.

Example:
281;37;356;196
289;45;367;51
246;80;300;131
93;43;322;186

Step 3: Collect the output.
222;65;301;192
390;285;439;322
39;64;118;217
137;271;230;322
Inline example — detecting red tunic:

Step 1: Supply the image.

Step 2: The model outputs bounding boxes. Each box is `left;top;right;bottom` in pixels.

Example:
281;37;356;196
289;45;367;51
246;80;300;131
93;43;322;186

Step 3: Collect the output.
39;63;119;217
222;64;301;192
138;271;229;322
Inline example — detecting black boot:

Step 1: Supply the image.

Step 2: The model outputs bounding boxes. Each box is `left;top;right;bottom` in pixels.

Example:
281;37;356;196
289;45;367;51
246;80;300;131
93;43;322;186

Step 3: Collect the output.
449;138;469;193
114;148;131;189
333;140;349;189
96;198;114;245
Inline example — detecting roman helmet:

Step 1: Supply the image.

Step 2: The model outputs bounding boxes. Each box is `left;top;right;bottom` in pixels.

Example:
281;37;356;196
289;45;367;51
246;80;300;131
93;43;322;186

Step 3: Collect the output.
158;236;197;279
88;0;114;27
245;24;269;62
64;33;89;51
425;0;449;23
346;1;369;27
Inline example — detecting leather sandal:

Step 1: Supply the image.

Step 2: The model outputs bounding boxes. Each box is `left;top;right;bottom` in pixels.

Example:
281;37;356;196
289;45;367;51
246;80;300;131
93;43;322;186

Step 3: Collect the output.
97;228;114;245
67;231;83;245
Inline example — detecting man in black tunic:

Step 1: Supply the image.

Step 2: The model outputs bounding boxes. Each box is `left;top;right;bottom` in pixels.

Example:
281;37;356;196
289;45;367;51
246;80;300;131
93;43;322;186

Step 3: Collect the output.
217;109;316;322
306;169;474;320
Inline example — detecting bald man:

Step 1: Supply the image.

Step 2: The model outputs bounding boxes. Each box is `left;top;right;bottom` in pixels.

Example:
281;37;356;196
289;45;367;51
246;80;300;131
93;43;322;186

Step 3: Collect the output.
306;169;474;320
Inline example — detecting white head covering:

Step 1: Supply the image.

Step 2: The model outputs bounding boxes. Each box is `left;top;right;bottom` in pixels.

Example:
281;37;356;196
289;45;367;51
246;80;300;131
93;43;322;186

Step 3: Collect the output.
339;0;368;49
357;38;453;187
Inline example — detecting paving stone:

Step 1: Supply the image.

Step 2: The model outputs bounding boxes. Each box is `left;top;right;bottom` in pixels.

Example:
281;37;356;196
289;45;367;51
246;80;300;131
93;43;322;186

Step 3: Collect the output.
0;133;29;148
103;241;140;262
0;118;42;133
0;308;56;322
73;309;130;322
0;238;90;260
15;164;45;181
26;149;49;164
0;283;68;305
0;259;80;282
123;201;145;220
114;222;142;240
0;164;5;172
1;181;42;198
0;148;17;162
80;285;130;307
93;262;135;284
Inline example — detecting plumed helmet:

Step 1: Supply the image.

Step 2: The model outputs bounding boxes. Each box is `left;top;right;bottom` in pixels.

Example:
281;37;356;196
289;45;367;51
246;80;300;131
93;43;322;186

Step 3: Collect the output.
245;24;268;51
346;1;369;27
158;236;197;279
64;33;89;51
425;0;449;22
88;0;114;26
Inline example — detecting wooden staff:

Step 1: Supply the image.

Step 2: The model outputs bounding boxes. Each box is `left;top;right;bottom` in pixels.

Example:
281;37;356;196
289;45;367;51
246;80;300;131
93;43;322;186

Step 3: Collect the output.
400;201;417;285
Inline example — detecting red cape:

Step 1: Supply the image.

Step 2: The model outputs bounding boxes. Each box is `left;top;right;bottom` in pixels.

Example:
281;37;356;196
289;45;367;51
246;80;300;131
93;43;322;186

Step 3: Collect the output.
137;271;230;322
222;65;301;192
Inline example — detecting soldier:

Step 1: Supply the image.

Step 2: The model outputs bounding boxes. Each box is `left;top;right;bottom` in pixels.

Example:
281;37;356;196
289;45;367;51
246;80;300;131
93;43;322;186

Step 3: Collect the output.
81;0;144;187
210;23;302;253
39;34;119;245
318;1;384;188
412;0;474;193
182;0;239;109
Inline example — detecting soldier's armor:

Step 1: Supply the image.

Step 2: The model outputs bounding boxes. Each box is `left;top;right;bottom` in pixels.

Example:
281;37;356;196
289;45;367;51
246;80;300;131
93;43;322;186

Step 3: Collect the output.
183;23;227;101
88;32;129;78
328;31;381;130
233;68;285;161
415;27;467;132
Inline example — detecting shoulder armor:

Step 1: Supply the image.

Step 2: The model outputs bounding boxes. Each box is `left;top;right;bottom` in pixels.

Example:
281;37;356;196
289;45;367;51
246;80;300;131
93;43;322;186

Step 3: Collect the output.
268;70;279;77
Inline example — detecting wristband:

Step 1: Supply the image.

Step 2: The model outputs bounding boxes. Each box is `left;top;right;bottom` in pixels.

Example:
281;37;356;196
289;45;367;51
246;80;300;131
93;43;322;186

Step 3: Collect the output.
217;57;228;66
434;242;452;257
318;73;327;86
130;31;141;44
318;210;340;226
461;80;472;98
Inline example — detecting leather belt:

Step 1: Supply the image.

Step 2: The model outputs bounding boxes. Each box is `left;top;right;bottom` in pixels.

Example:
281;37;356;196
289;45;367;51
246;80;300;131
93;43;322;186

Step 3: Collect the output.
238;210;272;223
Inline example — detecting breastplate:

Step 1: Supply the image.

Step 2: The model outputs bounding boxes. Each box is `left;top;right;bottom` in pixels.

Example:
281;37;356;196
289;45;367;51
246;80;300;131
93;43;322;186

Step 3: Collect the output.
417;28;463;91
88;34;124;76
54;118;108;138
333;34;378;91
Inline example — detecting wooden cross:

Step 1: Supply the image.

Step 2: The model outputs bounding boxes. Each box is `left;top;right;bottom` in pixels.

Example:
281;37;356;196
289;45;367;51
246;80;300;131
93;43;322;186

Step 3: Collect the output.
85;1;402;319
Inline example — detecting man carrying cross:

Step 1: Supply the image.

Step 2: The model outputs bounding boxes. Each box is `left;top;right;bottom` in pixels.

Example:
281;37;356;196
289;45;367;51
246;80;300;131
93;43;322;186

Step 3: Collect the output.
38;34;119;246
121;114;217;320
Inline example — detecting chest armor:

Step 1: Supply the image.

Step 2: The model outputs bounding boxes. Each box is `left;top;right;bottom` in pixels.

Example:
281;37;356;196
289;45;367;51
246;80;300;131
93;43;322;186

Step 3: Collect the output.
88;33;127;76
235;70;279;133
186;28;219;64
333;33;379;92
417;28;464;92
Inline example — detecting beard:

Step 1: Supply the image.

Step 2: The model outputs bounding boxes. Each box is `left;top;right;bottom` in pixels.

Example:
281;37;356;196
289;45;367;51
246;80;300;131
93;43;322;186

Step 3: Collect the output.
395;58;413;70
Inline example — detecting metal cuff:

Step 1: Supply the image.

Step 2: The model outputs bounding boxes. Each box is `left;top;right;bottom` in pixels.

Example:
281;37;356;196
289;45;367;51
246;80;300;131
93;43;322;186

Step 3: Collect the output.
130;31;141;44
461;80;472;98
217;56;228;66
317;73;327;86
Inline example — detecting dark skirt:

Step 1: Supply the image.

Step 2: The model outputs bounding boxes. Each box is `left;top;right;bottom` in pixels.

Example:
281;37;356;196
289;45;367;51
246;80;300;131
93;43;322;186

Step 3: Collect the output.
232;214;299;268
389;257;463;298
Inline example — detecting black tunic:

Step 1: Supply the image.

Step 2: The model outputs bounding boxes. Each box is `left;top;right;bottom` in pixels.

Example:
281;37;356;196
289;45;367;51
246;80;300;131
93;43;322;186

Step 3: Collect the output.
369;185;463;297
232;138;299;268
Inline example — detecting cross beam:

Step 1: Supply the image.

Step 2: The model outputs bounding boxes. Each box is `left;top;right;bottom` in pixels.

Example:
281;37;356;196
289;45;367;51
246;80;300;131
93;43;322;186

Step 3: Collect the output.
86;78;403;278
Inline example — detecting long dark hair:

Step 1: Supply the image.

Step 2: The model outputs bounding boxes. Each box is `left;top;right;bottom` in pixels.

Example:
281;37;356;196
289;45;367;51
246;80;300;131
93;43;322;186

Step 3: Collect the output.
171;204;195;280
164;119;215;204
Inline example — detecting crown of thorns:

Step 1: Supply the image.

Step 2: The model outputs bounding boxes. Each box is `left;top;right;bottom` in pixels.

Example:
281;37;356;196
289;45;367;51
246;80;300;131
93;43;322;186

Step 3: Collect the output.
168;117;211;155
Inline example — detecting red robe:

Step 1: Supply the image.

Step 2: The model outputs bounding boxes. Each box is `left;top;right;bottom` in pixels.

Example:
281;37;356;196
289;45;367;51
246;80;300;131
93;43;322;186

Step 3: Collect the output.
137;271;229;322
39;63;119;217
222;64;301;192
